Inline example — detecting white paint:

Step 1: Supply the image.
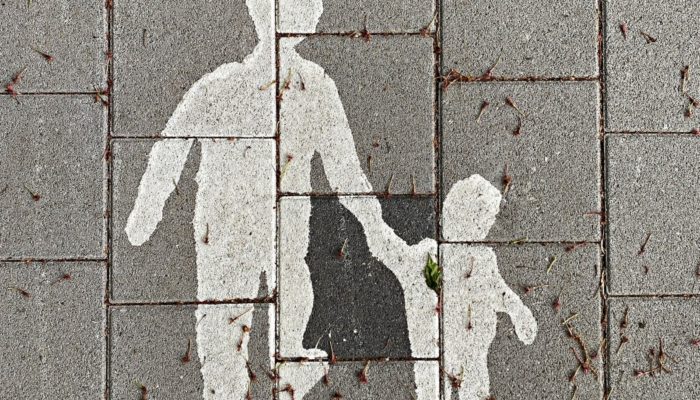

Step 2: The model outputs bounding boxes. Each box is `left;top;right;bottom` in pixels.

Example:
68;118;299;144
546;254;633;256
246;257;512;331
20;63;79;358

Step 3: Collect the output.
125;139;194;246
278;32;438;359
193;139;276;300
278;0;324;33
442;174;502;242
126;2;277;399
441;176;537;400
127;0;441;396
277;361;327;400
413;361;440;400
161;0;275;138
195;304;274;400
279;197;328;359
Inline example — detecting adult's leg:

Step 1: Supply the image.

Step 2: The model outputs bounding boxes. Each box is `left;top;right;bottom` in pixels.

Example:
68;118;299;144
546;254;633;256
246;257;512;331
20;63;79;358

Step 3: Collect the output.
194;139;276;301
196;304;254;399
279;197;328;359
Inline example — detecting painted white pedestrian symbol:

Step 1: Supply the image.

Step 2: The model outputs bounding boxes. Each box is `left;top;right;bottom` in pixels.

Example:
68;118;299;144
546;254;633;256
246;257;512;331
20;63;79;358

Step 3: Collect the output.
442;174;538;400
124;0;536;397
124;0;436;398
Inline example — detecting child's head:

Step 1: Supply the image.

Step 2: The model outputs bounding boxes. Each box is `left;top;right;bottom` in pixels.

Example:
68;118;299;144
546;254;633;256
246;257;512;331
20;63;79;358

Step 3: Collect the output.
442;174;502;241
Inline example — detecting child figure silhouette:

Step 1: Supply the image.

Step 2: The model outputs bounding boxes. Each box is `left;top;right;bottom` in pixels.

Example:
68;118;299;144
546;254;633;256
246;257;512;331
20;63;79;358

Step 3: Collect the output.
441;175;538;400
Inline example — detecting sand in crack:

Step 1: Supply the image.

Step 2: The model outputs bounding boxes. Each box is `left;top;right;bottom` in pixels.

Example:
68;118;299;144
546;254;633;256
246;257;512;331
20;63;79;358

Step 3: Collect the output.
247;272;274;399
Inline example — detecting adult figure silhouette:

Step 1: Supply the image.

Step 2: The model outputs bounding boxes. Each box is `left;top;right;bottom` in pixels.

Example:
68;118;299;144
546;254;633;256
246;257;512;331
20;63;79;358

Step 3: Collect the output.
124;0;437;398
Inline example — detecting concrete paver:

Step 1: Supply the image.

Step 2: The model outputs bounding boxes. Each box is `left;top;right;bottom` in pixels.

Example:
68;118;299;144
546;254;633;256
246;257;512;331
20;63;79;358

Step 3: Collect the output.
279;195;438;359
442;82;601;242
111;138;277;302
0;262;105;399
607;135;700;295
0;1;105;92
0;96;105;259
443;0;599;78
280;35;435;194
278;360;439;400
113;0;259;137
110;304;274;399
608;298;700;399
606;0;700;132
279;0;435;33
441;243;602;399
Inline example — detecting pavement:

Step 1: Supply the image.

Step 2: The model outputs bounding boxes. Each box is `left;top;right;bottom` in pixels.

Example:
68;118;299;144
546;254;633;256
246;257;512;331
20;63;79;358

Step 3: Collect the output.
2;0;700;399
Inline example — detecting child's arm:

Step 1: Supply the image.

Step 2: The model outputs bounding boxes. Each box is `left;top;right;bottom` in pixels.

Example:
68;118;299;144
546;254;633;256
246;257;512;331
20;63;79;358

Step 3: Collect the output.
499;281;538;345
125;139;193;246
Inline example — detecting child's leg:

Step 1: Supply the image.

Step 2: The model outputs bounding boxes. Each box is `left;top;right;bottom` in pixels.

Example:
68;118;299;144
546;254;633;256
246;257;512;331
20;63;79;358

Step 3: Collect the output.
196;304;253;399
279;197;328;359
459;352;491;400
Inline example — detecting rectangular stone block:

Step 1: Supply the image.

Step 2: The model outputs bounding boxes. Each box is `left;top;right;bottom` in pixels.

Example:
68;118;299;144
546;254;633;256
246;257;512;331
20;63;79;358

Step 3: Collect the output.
0;1;105;92
608;298;700;399
606;0;700;132
279;35;435;194
442;82;601;242
113;0;269;137
110;303;274;399
279;196;438;359
607;135;700;295
443;0;598;78
0;262;105;399
0;96;105;259
277;360;439;400
278;0;435;33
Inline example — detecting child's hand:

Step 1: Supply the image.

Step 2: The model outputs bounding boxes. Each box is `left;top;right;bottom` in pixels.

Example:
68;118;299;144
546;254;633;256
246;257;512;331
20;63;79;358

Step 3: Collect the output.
513;307;537;345
416;237;438;260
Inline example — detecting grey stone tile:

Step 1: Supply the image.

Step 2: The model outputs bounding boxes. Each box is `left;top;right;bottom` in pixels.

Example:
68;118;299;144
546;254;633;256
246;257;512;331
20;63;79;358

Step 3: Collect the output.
279;195;437;359
0;262;105;399
440;243;602;399
280;35;435;195
110;303;274;399
111;139;199;302
278;360;439;400
442;0;598;78
111;138;276;302
607;135;700;295
0;1;105;92
278;0;435;33
442;82;601;242
0;96;105;259
606;1;700;132
608;298;700;399
113;0;258;137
